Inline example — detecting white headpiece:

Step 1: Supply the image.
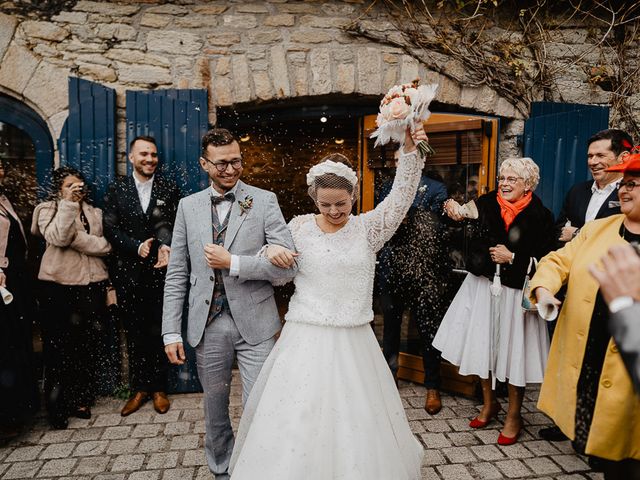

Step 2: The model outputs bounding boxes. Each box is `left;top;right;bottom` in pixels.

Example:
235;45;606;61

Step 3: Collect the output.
306;160;358;186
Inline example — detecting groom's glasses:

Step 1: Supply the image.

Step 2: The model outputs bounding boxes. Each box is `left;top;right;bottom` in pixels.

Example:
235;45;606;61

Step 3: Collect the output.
202;157;243;172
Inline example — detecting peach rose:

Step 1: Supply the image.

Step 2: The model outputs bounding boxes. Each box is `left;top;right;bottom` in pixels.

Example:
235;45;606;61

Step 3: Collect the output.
380;102;392;121
388;96;411;120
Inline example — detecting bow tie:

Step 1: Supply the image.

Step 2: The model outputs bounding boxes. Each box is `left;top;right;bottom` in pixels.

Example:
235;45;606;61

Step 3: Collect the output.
211;192;235;205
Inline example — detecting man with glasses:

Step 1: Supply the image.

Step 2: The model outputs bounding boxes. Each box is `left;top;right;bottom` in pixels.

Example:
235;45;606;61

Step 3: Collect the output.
104;135;181;417
162;128;297;480
556;129;633;244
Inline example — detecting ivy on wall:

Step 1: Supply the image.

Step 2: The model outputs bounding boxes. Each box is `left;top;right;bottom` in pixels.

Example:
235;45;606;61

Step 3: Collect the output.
0;0;78;19
347;0;640;137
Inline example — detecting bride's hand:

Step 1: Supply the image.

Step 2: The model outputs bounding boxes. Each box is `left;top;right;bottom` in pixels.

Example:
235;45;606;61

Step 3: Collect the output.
403;122;428;153
266;245;298;268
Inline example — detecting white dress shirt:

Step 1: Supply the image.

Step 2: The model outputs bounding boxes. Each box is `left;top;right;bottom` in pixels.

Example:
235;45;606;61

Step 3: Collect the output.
585;180;619;223
133;173;154;213
133;173;154;256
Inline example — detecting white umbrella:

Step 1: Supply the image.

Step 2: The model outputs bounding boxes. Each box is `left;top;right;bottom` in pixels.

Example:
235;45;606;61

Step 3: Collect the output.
489;264;503;389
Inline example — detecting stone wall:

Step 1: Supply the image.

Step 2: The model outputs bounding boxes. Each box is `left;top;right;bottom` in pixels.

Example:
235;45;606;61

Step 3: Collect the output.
0;0;630;171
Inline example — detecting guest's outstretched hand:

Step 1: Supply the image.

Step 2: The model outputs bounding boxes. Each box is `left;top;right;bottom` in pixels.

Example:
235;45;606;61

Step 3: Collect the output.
444;199;464;221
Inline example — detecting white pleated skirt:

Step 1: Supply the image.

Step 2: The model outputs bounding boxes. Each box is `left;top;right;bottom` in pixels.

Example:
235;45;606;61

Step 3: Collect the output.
432;273;550;387
230;321;424;480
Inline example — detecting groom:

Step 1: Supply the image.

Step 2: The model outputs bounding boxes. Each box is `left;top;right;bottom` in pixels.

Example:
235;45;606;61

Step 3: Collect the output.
162;128;297;479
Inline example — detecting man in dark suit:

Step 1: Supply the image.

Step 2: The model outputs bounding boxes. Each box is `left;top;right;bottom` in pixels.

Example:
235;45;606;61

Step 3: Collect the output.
103;135;181;416
556;128;633;243
376;156;450;415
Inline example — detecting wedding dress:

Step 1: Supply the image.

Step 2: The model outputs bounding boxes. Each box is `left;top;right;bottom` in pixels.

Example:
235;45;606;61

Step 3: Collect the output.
229;150;425;480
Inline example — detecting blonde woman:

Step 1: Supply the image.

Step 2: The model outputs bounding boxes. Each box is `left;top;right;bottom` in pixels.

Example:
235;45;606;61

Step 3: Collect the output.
434;157;556;445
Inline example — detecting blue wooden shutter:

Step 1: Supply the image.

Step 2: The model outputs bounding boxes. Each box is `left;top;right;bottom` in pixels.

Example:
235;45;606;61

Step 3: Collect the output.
125;89;208;195
523;101;609;216
57;77;116;206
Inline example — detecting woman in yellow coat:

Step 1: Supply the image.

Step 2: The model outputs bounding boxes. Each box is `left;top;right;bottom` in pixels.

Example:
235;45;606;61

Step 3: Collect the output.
530;155;640;479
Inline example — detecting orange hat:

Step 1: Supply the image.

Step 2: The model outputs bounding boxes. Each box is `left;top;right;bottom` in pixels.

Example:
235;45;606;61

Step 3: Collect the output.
605;153;640;173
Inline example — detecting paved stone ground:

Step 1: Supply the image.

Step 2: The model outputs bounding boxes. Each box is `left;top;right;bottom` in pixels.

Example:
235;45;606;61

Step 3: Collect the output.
0;372;600;480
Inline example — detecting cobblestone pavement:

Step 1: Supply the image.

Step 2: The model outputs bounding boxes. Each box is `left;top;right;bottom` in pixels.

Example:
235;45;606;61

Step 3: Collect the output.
1;372;600;480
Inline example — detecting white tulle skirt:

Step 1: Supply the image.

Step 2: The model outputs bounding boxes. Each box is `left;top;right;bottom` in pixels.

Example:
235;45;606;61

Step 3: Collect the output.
432;273;550;387
229;321;424;480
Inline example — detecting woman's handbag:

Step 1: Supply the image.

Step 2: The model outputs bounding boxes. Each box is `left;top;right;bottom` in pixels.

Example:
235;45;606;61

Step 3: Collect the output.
521;257;538;313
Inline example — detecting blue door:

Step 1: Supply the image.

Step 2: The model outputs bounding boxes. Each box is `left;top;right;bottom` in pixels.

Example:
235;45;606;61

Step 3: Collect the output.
523;101;609;216
125;89;209;195
58;77;116;207
126;88;209;394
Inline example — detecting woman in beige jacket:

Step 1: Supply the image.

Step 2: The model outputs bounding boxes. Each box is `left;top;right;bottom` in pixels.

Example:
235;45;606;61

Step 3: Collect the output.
32;167;111;429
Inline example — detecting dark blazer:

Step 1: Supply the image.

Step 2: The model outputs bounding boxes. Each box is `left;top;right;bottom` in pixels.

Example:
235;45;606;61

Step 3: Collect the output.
466;190;556;289
103;175;180;290
556;180;620;231
609;303;640;394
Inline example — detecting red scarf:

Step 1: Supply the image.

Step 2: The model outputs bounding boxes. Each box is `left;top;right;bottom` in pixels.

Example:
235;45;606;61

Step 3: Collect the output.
497;190;532;231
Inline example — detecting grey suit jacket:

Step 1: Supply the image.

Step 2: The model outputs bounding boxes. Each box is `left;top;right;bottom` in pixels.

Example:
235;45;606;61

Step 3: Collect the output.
162;181;297;347
609;302;640;394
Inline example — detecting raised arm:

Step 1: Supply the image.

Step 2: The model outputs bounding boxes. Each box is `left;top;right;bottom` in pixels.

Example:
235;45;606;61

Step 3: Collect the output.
36;200;78;247
361;126;426;252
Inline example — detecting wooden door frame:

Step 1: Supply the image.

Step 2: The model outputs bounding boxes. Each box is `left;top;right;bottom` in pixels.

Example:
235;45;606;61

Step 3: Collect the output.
359;112;499;392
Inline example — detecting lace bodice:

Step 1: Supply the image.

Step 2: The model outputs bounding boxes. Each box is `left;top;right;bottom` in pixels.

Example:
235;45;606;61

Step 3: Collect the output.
285;150;424;327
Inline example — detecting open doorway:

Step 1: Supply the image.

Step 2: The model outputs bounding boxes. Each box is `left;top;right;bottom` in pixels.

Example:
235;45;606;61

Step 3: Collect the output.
218;101;499;394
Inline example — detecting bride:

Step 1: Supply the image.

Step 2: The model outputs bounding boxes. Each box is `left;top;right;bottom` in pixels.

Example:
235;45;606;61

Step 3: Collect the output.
229;124;428;479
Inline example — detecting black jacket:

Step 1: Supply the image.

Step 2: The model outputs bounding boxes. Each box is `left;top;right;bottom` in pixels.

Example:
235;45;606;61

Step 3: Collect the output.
466;190;556;289
555;180;620;231
103;175;180;290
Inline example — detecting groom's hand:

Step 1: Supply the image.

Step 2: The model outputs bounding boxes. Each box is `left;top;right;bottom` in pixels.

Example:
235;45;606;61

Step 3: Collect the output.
204;243;231;269
165;342;186;365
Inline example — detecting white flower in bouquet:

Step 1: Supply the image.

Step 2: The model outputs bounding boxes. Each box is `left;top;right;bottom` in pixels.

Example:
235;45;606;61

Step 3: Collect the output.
370;79;438;158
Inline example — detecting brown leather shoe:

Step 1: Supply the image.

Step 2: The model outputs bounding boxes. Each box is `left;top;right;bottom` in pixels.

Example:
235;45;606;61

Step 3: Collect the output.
424;389;442;415
152;392;170;414
121;391;148;417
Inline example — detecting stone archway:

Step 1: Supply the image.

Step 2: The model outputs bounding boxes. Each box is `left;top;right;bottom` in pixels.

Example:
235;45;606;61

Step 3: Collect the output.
0;93;54;197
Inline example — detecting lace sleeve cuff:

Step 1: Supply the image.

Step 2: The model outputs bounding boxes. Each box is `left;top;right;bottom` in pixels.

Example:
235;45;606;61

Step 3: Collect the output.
362;150;424;252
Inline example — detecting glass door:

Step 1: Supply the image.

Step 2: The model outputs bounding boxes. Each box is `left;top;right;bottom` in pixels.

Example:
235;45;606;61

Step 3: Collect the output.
361;113;499;387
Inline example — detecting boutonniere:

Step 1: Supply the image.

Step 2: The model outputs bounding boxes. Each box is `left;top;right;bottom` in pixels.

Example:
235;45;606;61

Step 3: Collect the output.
238;195;253;216
418;185;427;193
157;199;165;206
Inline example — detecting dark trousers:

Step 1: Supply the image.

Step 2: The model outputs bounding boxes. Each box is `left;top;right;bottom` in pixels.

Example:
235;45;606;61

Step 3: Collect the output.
41;281;106;420
380;290;441;389
120;281;167;393
591;457;640;480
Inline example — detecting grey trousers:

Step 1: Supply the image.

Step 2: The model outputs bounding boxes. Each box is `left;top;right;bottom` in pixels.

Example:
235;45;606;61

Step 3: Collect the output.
195;311;275;479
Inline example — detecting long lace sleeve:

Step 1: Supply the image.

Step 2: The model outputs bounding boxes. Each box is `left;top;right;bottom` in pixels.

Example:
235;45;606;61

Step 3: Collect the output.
361;150;424;253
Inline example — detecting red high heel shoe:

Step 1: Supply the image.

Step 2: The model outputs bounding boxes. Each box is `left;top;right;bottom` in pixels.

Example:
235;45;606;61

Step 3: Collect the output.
469;406;500;429
497;430;520;446
497;416;522;445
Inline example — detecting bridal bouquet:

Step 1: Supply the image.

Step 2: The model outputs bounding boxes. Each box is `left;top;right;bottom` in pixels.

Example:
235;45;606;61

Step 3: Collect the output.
370;79;438;158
